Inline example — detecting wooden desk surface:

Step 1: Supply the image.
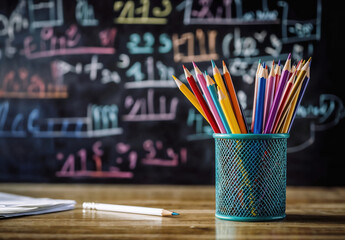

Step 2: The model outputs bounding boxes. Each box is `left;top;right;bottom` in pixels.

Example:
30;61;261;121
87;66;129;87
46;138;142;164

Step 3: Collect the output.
0;184;345;239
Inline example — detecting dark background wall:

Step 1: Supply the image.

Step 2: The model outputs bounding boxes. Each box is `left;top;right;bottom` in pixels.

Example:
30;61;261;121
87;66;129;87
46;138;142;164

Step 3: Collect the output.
0;0;344;185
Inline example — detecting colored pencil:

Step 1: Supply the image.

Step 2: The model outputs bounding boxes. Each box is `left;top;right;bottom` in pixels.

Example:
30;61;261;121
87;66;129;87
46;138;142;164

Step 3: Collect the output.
275;58;311;133
264;53;291;133
193;62;226;133
217;87;241;134
276;58;311;133
277;61;303;133
287;67;310;133
183;65;220;133
274;60;281;97
205;74;231;133
222;61;248;133
271;69;296;133
211;60;228;97
83;202;179;217
172;75;209;123
212;60;241;133
263;61;275;129
280;84;301;133
251;59;262;132
253;67;267;134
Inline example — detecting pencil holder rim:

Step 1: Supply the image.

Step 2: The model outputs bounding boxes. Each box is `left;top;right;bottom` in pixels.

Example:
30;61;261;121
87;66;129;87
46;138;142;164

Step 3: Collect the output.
213;133;289;140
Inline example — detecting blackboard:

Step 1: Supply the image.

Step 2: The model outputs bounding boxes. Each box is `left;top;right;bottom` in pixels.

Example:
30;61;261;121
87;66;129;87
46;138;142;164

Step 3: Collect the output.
0;0;344;185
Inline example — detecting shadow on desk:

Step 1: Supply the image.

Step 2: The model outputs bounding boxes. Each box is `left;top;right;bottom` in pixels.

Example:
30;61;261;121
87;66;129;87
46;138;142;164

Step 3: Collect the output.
285;214;345;224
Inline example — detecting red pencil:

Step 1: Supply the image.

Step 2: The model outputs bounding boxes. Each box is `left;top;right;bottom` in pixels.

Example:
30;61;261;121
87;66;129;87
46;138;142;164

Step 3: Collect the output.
183;65;220;133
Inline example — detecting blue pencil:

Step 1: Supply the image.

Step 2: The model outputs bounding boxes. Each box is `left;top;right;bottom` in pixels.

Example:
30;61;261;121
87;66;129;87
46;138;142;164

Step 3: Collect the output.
205;73;232;134
253;67;267;134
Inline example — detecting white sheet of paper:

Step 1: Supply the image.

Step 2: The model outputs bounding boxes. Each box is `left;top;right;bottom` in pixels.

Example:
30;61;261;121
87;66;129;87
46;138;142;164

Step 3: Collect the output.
0;192;76;218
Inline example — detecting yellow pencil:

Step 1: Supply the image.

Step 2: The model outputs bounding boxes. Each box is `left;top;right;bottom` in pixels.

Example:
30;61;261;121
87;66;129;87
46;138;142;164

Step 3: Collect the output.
211;60;229;99
172;75;209;123
217;87;241;134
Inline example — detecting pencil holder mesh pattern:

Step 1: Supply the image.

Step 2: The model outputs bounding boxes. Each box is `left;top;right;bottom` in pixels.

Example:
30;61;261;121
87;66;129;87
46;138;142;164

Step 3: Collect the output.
213;133;289;221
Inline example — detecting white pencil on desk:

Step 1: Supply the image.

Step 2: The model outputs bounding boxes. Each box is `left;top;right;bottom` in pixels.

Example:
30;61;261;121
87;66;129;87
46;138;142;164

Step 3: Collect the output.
82;202;179;217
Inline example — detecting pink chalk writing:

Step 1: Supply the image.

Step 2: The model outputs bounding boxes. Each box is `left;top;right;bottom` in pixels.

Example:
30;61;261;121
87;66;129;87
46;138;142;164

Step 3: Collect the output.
56;141;134;179
141;139;187;167
22;25;116;60
55;139;187;179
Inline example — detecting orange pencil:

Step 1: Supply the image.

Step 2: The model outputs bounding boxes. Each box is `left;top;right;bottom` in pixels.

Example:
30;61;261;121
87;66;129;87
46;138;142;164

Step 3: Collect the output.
222;61;247;133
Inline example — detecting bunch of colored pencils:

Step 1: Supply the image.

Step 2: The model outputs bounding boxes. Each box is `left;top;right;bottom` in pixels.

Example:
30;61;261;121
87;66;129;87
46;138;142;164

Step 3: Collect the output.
173;54;311;134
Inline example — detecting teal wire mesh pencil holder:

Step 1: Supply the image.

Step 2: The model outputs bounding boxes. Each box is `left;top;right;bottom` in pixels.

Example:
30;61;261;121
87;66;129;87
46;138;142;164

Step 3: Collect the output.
213;133;289;221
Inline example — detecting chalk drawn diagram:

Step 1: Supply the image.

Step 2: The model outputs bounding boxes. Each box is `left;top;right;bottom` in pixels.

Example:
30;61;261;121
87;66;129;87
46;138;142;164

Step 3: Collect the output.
287;94;345;153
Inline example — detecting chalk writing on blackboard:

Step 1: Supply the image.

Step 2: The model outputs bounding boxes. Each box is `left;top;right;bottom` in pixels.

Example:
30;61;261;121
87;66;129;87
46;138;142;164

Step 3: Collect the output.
124;57;176;89
0;67;68;99
56;139;187;178
288;94;345;153
56;141;134;178
0;102;122;138
172;29;218;63
113;0;172;24
123;89;178;121
177;0;279;25
22;25;116;60
75;0;98;26
28;0;64;30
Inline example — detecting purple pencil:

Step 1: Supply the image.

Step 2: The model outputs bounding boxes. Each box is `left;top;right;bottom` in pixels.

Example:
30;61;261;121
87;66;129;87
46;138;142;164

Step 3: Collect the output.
287;69;310;133
264;54;291;134
263;61;275;129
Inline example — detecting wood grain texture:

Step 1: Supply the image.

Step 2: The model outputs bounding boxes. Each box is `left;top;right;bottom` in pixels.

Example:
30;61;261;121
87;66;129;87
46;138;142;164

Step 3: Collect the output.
0;184;345;239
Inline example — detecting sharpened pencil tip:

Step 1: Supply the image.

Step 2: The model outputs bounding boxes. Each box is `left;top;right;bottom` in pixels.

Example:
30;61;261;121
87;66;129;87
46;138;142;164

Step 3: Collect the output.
172;212;179;216
211;59;216;68
287;53;291;59
172;75;176;80
192;61;197;68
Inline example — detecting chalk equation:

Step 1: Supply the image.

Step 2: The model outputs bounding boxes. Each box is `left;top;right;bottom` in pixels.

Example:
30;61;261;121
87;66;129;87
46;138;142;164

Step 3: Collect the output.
22;25;116;60
113;0;172;24
56;139;187;178
123;89;178;121
0;67;67;99
0;102;122;138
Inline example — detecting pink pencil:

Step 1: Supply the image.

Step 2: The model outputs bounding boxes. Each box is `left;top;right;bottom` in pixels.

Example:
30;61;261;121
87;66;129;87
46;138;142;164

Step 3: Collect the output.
192;62;227;133
263;61;275;129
